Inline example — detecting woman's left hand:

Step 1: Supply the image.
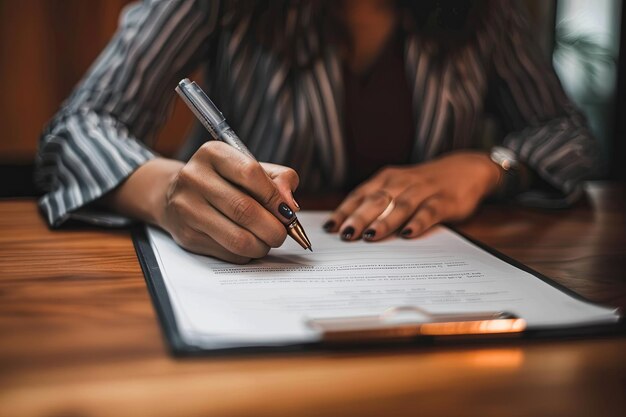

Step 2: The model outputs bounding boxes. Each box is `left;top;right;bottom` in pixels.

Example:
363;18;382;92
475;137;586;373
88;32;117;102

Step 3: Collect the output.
324;151;502;241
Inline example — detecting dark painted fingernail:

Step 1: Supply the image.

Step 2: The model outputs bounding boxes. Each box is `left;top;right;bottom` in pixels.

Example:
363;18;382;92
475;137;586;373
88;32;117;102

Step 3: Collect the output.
341;226;355;240
363;229;376;239
401;228;412;237
278;202;294;219
323;220;335;231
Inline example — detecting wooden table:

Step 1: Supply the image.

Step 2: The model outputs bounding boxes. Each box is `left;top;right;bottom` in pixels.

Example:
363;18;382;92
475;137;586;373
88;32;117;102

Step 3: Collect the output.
1;183;624;417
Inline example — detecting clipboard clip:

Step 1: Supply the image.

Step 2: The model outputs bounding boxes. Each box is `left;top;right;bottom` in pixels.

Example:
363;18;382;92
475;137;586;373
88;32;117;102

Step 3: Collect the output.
307;306;527;343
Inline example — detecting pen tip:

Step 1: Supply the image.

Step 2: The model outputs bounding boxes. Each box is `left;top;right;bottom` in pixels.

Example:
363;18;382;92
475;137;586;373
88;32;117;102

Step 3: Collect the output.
308;247;313;252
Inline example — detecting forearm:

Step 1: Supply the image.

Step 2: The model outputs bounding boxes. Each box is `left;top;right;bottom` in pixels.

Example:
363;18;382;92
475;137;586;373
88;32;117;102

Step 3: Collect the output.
489;3;598;202
36;0;219;227
101;158;184;226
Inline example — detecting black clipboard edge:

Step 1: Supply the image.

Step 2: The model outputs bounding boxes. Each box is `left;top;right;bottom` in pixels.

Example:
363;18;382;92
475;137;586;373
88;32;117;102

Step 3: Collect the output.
132;225;625;357
132;226;321;357
132;225;199;356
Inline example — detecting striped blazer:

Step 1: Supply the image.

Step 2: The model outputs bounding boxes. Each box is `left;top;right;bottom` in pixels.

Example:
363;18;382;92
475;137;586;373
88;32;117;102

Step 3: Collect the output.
36;0;598;227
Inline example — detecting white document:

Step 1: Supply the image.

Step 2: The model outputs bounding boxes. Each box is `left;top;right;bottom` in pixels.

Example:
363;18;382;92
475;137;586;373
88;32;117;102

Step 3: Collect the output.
147;212;619;349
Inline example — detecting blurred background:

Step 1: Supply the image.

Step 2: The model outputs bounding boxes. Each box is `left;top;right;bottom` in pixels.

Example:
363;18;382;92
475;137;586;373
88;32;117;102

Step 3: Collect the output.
0;0;624;198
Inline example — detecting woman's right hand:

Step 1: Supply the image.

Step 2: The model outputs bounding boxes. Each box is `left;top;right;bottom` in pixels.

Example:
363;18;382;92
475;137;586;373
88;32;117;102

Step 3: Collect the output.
103;141;300;264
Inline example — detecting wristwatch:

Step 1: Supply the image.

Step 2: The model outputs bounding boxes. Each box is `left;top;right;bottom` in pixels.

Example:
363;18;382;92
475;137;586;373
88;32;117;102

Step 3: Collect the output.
490;146;522;198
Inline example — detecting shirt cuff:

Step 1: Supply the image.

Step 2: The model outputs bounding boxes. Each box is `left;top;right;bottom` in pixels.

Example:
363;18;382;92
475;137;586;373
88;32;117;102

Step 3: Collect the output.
37;112;157;227
501;117;597;208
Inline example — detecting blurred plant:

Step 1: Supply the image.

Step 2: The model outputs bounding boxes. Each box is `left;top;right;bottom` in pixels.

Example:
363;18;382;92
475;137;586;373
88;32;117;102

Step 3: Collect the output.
553;21;617;100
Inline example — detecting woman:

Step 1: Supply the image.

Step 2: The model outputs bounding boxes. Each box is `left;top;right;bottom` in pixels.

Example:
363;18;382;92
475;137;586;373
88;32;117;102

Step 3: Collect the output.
36;0;598;263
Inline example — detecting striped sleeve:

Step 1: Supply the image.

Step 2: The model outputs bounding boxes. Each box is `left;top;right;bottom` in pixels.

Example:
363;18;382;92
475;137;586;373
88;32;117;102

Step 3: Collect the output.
488;3;600;206
35;0;220;226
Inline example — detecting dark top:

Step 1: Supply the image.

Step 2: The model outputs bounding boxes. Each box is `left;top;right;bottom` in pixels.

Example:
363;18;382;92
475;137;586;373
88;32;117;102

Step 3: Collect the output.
343;29;415;189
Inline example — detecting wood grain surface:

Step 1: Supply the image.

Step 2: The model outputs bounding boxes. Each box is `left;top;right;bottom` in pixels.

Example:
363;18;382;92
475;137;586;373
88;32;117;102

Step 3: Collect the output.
0;183;624;417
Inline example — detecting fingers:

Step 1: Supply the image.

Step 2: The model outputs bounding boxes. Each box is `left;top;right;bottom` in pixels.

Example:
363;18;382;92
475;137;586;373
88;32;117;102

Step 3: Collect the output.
322;187;369;233
318;153;495;243
173;227;252;265
164;142;303;263
335;190;393;241
400;197;448;238
201;171;287;248
168;192;271;259
363;184;437;241
323;182;444;241
202;142;299;225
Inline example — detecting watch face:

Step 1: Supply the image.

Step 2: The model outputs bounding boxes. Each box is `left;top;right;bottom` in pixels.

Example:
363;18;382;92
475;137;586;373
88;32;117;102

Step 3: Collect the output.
491;147;519;170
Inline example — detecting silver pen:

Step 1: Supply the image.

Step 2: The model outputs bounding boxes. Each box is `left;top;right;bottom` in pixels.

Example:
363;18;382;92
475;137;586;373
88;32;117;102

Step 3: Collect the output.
175;78;312;251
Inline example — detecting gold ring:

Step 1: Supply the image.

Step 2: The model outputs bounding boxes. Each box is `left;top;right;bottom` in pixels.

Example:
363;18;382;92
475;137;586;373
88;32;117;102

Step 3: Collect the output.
379;191;395;219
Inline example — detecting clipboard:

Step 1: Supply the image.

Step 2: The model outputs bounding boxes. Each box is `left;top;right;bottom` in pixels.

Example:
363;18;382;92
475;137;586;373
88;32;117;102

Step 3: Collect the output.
132;226;623;356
